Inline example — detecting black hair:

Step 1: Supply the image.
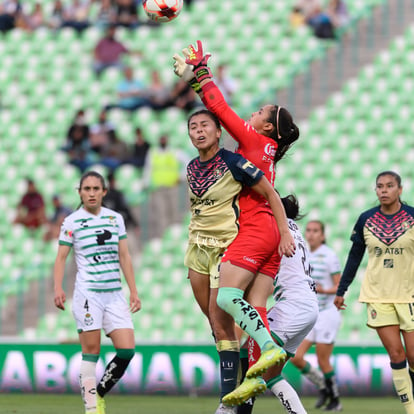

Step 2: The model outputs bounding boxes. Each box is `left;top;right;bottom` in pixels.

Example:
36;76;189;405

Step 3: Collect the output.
267;106;300;164
376;170;402;187
77;171;107;209
375;170;404;205
187;109;221;130
280;194;305;221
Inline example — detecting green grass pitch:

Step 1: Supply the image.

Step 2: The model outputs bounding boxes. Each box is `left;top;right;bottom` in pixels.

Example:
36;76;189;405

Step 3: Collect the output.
0;394;405;414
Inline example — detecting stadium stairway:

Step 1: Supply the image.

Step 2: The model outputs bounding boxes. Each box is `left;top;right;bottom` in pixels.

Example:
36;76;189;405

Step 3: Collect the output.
274;0;414;121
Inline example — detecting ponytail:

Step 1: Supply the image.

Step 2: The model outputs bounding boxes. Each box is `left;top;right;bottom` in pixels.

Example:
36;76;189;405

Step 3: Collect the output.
268;106;300;164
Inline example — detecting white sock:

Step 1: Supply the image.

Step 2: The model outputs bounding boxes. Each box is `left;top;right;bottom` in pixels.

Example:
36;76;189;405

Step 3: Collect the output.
79;360;97;412
271;378;308;414
303;364;325;389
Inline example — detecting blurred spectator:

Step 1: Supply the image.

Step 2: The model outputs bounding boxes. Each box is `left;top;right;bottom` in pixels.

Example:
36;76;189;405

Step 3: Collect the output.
146;69;174;110
105;66;153;112
20;2;45;31
61;0;91;34
114;0;139;29
64;109;90;150
306;5;335;39
89;109;115;155
0;0;22;33
104;172;140;234
92;23;129;78
126;127;151;169
62;109;96;172
290;6;305;30
295;0;321;18
95;0;116;29
169;79;201;113
143;134;187;238
327;0;350;30
13;178;47;230
214;63;236;105
99;130;129;171
65;124;96;172
43;195;72;241
48;0;64;30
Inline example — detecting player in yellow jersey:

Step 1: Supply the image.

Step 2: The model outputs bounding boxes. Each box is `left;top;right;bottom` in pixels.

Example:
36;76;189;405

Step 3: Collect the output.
335;171;414;414
185;109;290;414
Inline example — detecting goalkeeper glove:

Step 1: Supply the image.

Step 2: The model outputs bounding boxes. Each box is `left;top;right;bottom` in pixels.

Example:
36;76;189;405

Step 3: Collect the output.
173;48;201;93
185;40;212;83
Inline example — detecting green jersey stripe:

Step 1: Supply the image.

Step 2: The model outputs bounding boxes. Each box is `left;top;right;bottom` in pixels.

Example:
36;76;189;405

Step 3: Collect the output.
82;242;118;250
85;278;121;283
88;287;123;292
59;241;72;247
86;269;119;275
79;232;118;240
75;224;117;233
85;251;118;258
87;260;120;267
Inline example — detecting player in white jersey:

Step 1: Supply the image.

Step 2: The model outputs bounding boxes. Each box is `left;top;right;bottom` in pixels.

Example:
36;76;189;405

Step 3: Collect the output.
235;195;318;414
290;220;342;412
54;171;141;414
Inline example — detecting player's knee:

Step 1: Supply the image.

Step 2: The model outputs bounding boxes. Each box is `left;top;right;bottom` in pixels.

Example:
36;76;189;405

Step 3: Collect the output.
116;348;135;361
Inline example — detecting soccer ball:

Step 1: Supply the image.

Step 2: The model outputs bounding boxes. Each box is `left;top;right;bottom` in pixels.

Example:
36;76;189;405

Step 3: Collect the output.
143;0;183;23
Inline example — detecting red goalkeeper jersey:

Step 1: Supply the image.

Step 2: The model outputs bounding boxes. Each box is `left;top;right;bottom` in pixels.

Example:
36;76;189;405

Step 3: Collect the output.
201;82;277;219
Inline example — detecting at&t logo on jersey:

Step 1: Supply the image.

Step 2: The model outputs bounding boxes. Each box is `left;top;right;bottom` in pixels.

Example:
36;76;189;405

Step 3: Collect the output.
375;246;404;257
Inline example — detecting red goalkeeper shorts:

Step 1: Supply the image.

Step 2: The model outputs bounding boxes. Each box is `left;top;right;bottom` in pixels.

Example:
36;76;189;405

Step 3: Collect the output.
222;211;281;278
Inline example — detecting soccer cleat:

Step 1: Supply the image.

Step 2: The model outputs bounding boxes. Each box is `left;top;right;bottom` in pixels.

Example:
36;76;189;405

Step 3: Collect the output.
222;377;267;406
97;395;106;414
323;399;342;411
315;389;329;408
245;344;287;378
214;402;237;414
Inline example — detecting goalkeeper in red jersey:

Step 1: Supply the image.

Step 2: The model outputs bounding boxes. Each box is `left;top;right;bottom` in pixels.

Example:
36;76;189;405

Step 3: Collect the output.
173;40;300;405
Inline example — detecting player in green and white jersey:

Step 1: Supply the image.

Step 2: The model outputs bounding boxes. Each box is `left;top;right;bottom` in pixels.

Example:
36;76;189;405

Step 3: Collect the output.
289;220;342;411
54;171;141;414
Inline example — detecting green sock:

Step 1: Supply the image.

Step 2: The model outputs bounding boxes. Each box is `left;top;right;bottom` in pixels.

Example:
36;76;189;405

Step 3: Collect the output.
217;287;272;350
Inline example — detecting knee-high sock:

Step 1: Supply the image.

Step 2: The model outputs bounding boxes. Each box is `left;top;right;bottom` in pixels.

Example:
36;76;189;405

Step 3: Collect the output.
97;349;135;397
324;371;340;399
391;360;414;413
79;354;99;412
237;348;256;414
248;307;270;369
409;366;414;396
217;287;273;350
217;340;240;400
301;361;325;390
268;375;307;414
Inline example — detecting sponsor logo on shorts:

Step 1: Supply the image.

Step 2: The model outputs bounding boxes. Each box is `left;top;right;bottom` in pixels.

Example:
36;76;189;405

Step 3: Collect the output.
371;309;377;319
243;256;257;265
400;393;409;403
